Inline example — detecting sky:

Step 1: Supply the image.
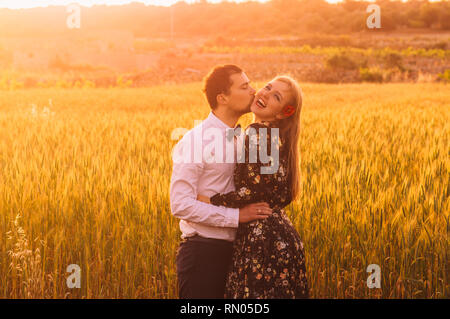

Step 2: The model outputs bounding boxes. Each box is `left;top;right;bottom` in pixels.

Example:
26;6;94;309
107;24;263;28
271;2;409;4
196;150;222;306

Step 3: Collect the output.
0;0;345;10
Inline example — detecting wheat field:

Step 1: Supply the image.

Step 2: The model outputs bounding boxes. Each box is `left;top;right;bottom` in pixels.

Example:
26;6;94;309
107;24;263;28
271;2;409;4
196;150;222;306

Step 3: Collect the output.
0;83;448;298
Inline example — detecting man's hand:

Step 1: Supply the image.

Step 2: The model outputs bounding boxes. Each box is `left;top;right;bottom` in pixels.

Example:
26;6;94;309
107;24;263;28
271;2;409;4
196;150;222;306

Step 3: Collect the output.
239;202;272;223
197;194;210;204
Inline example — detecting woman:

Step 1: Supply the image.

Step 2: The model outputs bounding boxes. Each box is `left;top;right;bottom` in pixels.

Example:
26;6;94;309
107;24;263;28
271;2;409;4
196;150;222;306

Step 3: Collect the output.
198;75;308;299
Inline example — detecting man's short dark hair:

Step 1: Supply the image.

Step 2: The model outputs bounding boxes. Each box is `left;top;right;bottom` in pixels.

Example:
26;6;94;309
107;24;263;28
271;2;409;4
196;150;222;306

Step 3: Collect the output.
203;64;243;109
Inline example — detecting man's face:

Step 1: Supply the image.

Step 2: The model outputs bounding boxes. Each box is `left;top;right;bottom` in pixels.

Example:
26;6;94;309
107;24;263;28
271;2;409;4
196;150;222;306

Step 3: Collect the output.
223;72;256;114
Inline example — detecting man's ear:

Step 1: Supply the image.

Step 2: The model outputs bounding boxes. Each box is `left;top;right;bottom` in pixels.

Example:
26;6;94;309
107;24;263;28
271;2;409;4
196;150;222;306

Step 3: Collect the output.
216;93;228;106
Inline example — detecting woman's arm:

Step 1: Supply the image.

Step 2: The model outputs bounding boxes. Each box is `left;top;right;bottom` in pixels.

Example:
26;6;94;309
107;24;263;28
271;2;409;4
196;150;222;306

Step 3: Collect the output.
207;123;278;208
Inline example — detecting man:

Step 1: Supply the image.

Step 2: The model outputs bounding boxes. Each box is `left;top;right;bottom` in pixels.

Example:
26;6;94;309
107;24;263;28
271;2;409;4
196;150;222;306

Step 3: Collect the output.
170;64;273;299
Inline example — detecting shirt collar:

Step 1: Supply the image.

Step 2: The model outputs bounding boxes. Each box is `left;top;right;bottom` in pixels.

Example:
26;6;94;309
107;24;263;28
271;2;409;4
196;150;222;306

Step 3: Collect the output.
207;111;233;129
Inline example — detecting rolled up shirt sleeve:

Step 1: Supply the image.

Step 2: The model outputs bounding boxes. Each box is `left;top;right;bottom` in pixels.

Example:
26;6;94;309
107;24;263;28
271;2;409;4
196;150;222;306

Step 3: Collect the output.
169;148;240;229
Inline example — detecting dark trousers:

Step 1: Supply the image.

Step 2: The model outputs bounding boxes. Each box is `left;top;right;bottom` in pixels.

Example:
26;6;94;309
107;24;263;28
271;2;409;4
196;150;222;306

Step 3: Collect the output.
176;236;233;299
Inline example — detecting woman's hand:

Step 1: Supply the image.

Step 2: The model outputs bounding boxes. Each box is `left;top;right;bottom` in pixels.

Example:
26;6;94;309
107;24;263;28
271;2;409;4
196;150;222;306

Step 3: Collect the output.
197;194;211;204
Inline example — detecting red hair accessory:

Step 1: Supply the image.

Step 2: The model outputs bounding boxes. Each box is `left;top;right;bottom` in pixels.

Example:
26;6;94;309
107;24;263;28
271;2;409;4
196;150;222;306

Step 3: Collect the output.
283;105;296;117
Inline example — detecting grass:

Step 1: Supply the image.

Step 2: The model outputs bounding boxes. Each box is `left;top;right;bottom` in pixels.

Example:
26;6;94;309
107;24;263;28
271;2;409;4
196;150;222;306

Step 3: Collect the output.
203;45;450;59
0;83;448;298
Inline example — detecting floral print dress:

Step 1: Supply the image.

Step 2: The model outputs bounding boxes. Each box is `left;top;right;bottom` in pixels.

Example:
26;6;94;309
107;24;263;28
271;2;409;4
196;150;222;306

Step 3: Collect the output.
210;121;308;299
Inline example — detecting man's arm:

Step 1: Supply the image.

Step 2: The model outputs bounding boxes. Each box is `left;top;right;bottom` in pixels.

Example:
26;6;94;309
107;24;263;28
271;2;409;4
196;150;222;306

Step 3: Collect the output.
170;157;240;229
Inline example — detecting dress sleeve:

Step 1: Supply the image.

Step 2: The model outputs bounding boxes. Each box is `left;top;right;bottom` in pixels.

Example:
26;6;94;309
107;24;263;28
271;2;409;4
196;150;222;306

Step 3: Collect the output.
210;123;282;209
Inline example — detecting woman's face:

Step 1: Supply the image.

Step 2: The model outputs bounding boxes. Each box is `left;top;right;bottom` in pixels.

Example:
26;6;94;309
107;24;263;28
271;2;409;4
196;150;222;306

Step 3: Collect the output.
250;80;293;122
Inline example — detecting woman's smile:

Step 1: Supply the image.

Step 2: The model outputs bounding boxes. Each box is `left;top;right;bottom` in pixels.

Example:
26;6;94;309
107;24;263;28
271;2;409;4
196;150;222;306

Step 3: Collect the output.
255;97;267;109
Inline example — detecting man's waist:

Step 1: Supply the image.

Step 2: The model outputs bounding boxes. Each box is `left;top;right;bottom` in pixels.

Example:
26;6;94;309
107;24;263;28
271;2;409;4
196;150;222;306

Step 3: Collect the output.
183;234;233;245
179;220;236;242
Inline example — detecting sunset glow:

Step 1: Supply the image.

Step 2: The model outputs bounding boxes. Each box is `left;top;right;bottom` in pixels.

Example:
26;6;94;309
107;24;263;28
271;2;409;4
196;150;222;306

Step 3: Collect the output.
0;0;347;9
0;0;448;302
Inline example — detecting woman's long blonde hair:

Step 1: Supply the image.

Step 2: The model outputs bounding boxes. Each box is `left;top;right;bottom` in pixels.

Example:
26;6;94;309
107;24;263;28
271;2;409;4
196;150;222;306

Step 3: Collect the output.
272;75;303;201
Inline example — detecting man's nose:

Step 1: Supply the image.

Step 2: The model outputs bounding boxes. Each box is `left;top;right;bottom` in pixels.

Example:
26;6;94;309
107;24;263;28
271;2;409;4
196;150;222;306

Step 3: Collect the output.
250;87;256;95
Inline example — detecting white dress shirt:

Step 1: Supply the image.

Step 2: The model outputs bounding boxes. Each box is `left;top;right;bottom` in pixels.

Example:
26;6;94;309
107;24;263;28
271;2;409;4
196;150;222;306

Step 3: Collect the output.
170;112;242;242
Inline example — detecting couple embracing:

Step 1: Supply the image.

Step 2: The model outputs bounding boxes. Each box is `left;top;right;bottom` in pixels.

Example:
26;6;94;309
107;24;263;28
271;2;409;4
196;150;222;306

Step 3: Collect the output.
170;64;308;299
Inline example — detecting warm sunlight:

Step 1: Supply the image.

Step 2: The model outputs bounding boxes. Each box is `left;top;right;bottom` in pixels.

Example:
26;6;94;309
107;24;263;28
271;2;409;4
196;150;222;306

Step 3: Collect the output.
0;0;346;9
0;0;448;303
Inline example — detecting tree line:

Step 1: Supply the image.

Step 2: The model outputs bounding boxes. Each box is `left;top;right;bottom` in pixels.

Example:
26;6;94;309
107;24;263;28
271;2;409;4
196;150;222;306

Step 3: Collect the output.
0;0;449;38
